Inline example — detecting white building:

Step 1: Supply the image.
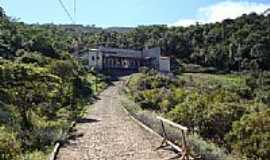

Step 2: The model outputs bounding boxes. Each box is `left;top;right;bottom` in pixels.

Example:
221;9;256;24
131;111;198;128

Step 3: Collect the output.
79;47;170;72
159;57;170;72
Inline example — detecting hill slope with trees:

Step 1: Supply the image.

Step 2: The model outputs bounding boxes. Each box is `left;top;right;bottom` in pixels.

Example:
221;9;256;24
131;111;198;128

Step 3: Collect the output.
69;12;270;73
0;8;107;159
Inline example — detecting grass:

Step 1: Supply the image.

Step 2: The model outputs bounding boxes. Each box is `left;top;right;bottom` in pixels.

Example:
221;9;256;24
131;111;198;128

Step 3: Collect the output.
180;73;246;90
22;150;51;160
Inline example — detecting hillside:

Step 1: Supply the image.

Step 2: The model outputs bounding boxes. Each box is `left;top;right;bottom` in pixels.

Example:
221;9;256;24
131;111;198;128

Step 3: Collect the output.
0;8;107;159
22;12;270;74
60;13;270;72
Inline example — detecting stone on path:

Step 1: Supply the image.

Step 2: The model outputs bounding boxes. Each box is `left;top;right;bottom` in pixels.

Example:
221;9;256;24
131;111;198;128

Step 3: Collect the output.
57;81;177;160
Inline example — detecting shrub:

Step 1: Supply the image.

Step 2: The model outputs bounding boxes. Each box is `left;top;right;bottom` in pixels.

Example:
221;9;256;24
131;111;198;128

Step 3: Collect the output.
167;92;208;132
237;86;253;99
210;89;240;103
127;72;268;158
167;90;246;145
189;134;230;160
172;88;188;103
226;109;270;160
0;126;21;159
160;99;171;112
121;96;235;160
202;103;246;143
139;89;162;110
22;150;49;160
22;114;68;151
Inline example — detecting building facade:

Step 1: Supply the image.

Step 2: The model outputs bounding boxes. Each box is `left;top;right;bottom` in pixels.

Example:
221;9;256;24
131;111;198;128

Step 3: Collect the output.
79;47;170;73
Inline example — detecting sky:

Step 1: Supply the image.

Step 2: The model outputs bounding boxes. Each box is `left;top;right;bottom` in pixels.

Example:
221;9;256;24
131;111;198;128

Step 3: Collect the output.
0;0;270;28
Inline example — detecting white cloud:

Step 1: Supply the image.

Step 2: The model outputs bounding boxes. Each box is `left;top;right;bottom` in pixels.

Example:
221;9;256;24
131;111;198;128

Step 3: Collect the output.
199;1;270;22
170;1;270;27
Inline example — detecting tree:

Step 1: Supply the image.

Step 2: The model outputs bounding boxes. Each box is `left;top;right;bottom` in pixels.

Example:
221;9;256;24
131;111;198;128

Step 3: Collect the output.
0;62;62;129
226;109;270;160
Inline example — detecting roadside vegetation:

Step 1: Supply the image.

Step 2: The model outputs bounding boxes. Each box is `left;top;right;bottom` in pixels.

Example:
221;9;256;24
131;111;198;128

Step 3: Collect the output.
125;69;269;160
0;10;107;159
1;4;270;160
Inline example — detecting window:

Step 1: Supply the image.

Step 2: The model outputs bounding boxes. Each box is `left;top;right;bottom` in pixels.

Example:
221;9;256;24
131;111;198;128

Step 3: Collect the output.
92;56;95;61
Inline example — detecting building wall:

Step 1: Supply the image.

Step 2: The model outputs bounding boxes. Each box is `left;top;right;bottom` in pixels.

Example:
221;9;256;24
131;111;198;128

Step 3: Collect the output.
100;47;142;58
142;47;161;69
80;47;169;72
159;57;170;72
88;51;103;69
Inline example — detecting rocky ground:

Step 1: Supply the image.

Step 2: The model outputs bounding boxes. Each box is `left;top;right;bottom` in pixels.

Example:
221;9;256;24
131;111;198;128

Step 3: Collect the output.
57;81;177;160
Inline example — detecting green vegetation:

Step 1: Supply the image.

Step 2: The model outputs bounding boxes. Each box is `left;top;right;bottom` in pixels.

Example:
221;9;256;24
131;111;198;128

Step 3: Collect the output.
181;73;246;89
1;5;270;159
126;70;269;160
121;94;232;160
64;13;270;73
0;9;107;159
226;109;270;160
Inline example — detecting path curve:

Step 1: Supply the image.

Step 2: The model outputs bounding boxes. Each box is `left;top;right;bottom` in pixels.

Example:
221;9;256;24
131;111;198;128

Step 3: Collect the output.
57;81;177;160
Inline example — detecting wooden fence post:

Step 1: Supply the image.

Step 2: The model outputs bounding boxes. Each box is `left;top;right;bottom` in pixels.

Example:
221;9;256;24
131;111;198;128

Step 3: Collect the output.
157;116;193;160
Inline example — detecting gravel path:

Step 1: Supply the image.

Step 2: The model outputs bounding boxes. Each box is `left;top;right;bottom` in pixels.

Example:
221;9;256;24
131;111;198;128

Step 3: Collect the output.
57;81;177;160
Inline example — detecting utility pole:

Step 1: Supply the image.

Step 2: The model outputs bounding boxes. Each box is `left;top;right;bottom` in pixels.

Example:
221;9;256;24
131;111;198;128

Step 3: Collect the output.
74;0;76;24
57;0;79;108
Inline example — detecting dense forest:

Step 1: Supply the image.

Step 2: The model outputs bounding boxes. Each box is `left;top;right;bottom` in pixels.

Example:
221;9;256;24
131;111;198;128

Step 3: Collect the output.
57;12;270;72
0;8;107;159
33;12;270;73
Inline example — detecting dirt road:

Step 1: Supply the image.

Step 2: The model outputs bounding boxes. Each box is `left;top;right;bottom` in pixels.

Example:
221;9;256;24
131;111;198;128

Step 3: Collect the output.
57;81;177;160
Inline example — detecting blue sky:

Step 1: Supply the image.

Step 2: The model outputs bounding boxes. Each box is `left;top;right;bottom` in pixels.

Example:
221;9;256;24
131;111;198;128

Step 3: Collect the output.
0;0;270;27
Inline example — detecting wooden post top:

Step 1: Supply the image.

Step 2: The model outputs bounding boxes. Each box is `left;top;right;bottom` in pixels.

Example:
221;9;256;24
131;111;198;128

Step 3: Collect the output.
157;116;188;132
